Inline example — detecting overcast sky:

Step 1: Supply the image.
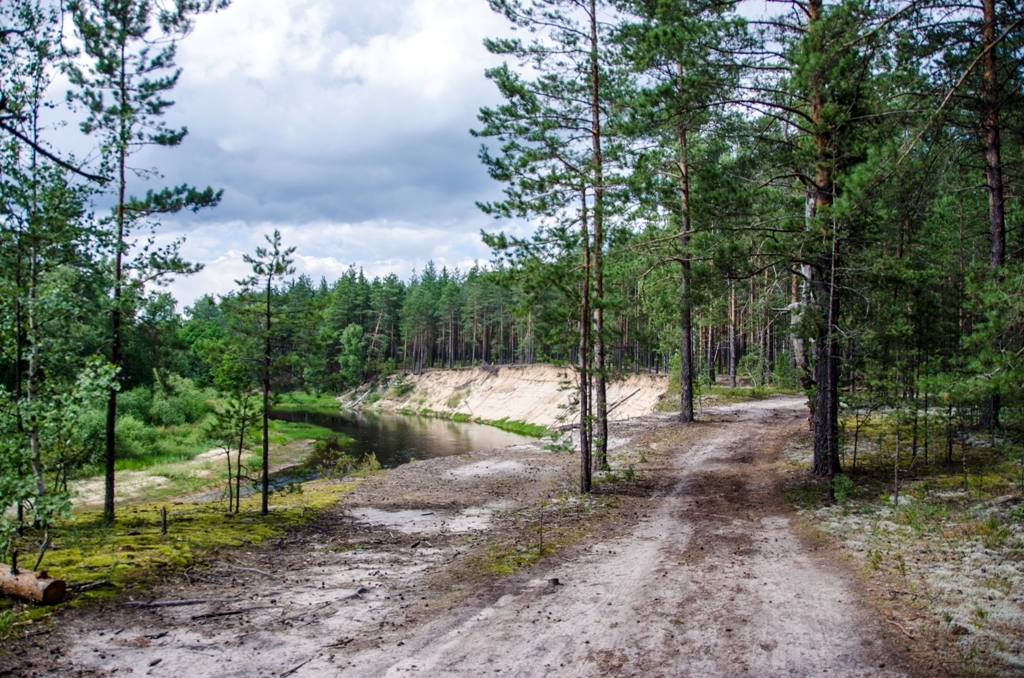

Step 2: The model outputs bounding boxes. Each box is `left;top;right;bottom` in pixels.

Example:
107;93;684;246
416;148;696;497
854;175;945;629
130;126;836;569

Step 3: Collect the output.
120;0;521;308
102;0;772;309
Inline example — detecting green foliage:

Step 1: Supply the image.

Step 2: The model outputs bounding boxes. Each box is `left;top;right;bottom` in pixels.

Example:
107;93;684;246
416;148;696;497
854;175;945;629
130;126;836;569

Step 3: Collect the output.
338;323;366;389
446;389;470;409
148;374;213;426
832;474;855;503
391;375;415;398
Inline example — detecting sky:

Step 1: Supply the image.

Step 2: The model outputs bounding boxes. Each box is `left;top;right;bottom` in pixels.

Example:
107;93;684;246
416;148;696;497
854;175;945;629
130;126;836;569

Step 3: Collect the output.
126;0;522;309
84;0;773;310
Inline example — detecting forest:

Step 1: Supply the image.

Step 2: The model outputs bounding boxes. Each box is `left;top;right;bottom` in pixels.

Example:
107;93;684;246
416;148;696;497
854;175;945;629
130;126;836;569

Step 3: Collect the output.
1;0;1022;579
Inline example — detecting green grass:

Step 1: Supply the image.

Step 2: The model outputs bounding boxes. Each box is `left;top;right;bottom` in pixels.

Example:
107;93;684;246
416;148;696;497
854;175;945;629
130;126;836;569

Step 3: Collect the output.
272;391;342;416
385;406;550;438
266;418;337;445
478;417;549;438
446;389;470;409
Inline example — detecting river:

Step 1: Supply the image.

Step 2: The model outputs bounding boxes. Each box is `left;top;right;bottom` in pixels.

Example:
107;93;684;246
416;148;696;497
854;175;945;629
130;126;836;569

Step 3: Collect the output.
268;409;536;469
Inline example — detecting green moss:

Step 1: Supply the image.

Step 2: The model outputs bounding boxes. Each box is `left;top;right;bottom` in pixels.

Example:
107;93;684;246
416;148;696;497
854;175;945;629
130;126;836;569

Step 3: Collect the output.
0;478;359;643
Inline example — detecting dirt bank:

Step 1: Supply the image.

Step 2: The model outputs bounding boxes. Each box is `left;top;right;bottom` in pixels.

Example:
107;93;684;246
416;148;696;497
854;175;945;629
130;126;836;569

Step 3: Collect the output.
363;364;668;428
2;397;933;678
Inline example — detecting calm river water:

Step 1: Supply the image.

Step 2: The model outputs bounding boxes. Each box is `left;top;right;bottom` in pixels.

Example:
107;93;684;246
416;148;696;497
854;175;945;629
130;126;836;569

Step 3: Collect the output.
268;409;535;469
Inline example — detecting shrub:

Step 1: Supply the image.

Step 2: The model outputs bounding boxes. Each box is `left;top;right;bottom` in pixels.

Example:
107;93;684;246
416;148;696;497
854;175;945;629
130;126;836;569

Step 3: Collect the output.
832;474;855;503
149;374;213;426
391;376;414;398
117;386;153;422
114;415;159;460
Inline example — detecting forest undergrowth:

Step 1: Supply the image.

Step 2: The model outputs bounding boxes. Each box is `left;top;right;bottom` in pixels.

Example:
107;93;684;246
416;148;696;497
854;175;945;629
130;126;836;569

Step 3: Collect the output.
785;416;1024;677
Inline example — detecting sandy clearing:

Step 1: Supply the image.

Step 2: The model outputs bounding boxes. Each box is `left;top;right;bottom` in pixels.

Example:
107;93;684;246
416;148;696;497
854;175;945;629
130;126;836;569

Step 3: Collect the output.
3;398;924;678
70;471;172;507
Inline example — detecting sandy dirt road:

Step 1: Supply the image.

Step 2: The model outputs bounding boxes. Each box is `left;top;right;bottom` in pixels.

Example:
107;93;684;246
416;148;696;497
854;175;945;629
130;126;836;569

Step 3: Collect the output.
3;397;917;678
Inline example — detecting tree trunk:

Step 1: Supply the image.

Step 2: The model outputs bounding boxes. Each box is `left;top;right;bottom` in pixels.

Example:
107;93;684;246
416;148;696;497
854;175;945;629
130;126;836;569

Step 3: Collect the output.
728;282;737;387
980;0;1005;430
261;278;272;517
707;324;715;383
104;141;127;525
807;0;841;481
579;188;592;494
588;0;608;472
677;115;694;423
27;251;44;498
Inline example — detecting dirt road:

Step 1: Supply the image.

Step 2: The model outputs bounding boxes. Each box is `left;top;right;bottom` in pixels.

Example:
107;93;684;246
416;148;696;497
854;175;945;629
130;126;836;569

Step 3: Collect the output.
4;397;915;677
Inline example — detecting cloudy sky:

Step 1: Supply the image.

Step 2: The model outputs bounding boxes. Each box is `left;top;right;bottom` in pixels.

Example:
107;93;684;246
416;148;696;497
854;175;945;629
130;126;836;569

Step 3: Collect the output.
123;0;521;308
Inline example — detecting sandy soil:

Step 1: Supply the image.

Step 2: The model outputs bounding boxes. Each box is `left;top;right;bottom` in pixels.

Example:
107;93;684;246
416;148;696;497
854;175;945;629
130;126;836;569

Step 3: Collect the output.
70;441;315;509
366;364;668;427
2;398;925;678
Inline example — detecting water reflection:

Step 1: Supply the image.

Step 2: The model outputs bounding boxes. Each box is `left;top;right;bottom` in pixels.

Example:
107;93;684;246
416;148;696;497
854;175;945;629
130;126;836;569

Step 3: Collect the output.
269;409;535;469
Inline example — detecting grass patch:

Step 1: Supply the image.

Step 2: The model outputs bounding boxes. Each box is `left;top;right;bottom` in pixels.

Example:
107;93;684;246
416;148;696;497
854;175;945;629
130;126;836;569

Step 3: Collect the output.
475;417;549;438
266;418;337;445
468;500;600;576
385;407;549;439
272;391;342;416
446;389;470;409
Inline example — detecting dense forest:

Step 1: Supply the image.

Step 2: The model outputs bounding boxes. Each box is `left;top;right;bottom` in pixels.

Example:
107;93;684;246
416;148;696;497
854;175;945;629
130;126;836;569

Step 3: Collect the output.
1;0;1022;569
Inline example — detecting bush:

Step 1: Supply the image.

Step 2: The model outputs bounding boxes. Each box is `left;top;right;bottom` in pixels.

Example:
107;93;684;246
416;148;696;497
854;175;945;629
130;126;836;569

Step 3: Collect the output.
391;376;415;398
114;415;159;460
149;374;213;426
771;351;801;390
78;411;160;465
738;353;767;387
117;386;153;422
832;474;855;503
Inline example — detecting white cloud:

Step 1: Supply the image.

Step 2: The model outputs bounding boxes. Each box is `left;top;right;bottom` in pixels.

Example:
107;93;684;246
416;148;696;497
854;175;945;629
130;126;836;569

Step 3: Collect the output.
158;216;524;309
132;0;518;306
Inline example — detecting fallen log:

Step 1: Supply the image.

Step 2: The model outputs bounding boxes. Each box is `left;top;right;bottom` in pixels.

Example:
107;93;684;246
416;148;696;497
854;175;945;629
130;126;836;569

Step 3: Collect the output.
0;568;66;604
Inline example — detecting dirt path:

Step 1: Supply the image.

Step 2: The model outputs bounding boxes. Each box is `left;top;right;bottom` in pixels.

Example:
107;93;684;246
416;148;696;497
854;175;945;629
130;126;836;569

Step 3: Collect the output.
4;398;919;677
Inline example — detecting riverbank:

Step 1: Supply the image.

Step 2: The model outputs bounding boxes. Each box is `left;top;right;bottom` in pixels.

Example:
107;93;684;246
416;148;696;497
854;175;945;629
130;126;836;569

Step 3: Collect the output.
350;363;670;428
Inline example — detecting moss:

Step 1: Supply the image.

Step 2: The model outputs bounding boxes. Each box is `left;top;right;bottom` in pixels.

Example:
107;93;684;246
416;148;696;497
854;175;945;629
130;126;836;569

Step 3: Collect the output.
0;478;359;643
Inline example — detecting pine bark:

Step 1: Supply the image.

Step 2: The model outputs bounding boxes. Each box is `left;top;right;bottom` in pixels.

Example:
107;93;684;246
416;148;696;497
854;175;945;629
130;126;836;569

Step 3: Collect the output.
808;0;841;478
588;0;608;471
678;114;694;423
579;189;593;494
980;0;1005;430
261;277;272;516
